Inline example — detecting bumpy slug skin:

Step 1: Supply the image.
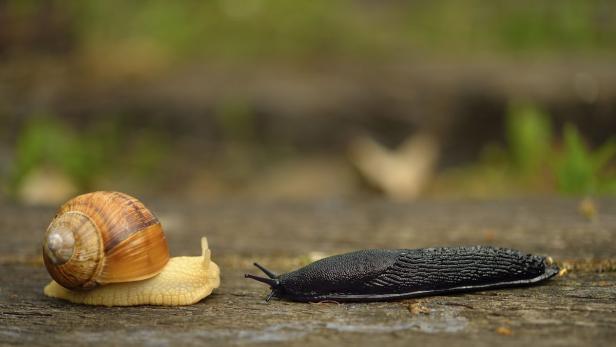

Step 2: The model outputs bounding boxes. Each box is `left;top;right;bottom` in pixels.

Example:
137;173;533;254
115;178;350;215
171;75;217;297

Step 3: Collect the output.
44;237;220;306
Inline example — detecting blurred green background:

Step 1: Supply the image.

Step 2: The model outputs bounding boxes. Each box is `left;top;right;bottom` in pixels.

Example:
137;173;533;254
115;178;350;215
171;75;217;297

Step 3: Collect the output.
0;0;615;204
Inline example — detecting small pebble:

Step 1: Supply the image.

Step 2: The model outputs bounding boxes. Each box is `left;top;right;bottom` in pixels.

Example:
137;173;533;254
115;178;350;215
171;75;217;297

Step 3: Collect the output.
408;301;430;315
578;198;598;221
307;251;328;262
483;229;496;242
496;326;513;336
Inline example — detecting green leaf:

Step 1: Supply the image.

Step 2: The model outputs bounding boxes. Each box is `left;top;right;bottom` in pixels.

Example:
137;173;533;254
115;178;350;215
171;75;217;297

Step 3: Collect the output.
591;137;616;171
506;102;553;175
556;123;595;194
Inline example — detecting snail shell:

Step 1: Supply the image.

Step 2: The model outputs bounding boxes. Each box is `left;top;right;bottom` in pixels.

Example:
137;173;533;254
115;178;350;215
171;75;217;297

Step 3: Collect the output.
42;191;170;290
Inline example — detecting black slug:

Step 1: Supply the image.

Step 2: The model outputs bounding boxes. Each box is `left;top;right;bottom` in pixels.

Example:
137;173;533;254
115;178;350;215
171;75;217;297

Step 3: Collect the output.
245;246;559;302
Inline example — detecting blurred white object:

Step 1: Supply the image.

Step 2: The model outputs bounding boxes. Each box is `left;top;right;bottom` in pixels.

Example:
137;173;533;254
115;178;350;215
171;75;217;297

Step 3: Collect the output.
18;167;77;206
350;133;439;200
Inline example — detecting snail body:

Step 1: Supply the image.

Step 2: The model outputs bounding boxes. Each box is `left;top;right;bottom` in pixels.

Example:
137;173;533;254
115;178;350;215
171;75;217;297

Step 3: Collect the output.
44;238;219;306
246;246;559;302
42;191;220;306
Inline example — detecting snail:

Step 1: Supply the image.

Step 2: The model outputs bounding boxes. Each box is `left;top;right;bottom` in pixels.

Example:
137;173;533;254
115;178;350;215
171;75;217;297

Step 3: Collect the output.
42;191;220;306
245;246;559;302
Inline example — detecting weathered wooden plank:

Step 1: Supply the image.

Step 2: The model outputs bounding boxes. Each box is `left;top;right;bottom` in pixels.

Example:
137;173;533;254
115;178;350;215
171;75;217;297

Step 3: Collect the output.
1;264;615;346
2;199;616;258
1;199;615;346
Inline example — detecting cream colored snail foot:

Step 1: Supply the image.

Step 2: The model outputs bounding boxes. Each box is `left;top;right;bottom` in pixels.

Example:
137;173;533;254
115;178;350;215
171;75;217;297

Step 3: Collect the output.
44;237;220;306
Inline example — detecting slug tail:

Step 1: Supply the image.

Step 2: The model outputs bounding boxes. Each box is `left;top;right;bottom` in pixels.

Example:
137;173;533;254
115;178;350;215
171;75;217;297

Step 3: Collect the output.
543;258;560;279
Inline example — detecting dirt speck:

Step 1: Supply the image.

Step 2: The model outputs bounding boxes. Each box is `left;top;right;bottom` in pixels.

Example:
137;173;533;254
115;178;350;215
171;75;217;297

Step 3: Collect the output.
496;326;513;336
578;198;598;221
408;301;430;315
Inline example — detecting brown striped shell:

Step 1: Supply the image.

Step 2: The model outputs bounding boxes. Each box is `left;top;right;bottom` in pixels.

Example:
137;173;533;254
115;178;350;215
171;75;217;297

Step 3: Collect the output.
42;192;170;290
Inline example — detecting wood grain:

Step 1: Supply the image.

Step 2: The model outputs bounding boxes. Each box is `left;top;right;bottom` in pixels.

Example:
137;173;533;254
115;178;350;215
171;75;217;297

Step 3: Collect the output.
1;198;615;346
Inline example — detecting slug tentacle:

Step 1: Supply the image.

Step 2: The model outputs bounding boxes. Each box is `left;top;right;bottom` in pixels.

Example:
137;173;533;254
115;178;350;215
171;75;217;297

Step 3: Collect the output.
244;274;279;287
246;263;282;302
245;246;559;303
265;290;277;302
254;262;277;279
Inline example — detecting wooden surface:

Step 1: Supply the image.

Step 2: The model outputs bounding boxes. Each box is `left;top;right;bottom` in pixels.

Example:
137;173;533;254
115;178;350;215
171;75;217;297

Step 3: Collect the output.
1;199;615;346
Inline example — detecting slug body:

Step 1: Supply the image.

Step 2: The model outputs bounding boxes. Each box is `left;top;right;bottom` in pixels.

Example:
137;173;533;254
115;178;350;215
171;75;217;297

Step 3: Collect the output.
246;246;559;302
42;192;220;306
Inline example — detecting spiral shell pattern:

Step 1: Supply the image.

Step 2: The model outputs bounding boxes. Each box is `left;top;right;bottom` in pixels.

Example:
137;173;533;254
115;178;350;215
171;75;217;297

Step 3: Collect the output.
42;192;170;289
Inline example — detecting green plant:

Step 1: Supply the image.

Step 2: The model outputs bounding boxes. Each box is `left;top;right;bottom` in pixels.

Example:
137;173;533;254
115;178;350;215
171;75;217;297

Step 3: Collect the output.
127;130;170;180
10;117;102;195
443;102;616;197
10;116;174;199
506;102;553;175
215;99;256;144
556;123;616;194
